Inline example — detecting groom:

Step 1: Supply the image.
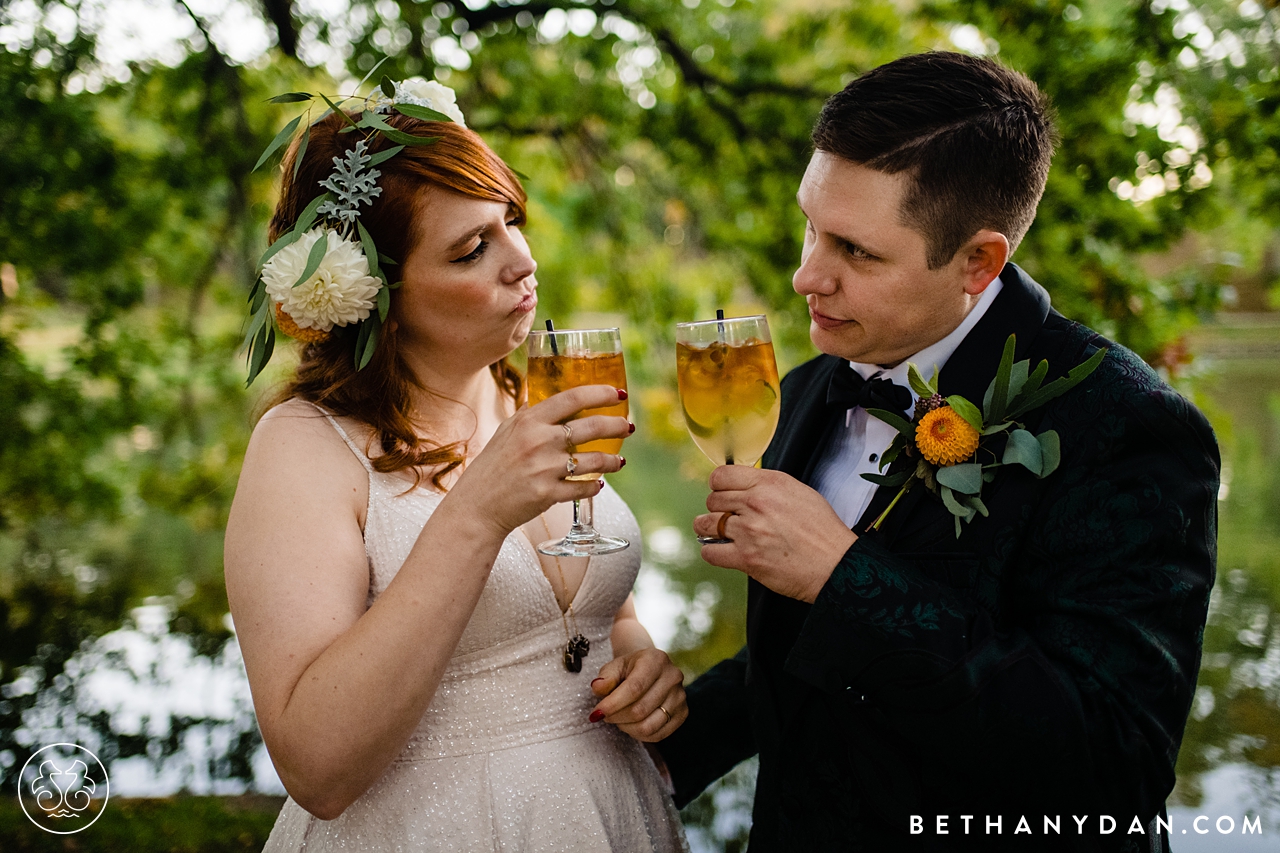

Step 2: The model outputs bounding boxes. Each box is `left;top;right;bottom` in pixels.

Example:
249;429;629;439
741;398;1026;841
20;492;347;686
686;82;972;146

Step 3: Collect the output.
656;52;1219;850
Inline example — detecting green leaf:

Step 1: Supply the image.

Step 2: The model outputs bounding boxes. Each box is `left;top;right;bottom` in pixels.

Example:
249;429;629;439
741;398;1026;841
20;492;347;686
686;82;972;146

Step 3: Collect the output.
292;233;329;288
1006;359;1030;402
293;192;332;235
259;227;302;269
1036;430;1061;478
377;284;390;321
361;110;440;146
393;103;454;123
292;124;310;182
366;144;405;168
907;362;935;397
510;167;531;182
249;280;267;314
268;92;314;104
984;334;1017;423
380;75;395;98
356;221;380;278
878;436;905;470
1003;428;1044;476
1006;347;1108;422
246;322;276;387
935;462;983;494
388;280;404;289
964;494;990;518
356;56;391;93
318;92;359;129
861;470;912;488
940;485;977;521
378;252;398;265
253;115;301;172
945;395;983;432
866;407;915;438
982;421;1012;435
1009;359;1049;412
354;314;381;370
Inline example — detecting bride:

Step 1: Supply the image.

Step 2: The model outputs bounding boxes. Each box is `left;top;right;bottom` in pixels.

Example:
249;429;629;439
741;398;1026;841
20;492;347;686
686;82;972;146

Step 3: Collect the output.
224;80;689;852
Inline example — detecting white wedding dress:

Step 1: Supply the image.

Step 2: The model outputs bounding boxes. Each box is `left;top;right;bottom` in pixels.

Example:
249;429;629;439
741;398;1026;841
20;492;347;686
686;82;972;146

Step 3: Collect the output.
260;409;688;853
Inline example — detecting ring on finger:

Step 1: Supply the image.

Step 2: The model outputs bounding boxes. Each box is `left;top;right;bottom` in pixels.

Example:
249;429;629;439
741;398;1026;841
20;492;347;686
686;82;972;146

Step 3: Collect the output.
716;511;735;541
658;705;672;725
561;423;574;452
565;455;578;477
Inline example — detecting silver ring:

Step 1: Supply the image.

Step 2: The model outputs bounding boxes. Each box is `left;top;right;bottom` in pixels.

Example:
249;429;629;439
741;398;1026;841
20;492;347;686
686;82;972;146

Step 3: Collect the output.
561;423;574;452
566;455;578;476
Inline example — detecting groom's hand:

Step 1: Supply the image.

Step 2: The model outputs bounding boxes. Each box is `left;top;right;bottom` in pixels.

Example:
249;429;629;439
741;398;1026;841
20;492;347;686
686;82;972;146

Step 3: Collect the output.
589;648;687;742
693;466;857;603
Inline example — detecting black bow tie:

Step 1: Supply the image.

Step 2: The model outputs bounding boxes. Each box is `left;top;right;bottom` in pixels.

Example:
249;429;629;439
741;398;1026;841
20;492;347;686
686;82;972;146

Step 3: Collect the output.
826;366;913;416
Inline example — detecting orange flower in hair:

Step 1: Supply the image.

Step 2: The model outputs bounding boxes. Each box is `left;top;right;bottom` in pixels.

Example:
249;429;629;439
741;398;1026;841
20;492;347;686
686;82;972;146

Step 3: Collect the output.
915;406;980;466
275;303;332;344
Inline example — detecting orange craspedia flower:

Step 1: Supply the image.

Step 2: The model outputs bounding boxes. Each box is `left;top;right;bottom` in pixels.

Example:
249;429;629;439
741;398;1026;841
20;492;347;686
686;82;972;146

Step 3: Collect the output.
275;303;332;344
915;406;980;466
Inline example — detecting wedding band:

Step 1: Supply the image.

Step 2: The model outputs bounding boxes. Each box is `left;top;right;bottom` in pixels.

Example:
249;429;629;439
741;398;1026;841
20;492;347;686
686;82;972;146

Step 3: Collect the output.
716;512;735;541
566;455;578;477
658;705;672;724
562;423;574;452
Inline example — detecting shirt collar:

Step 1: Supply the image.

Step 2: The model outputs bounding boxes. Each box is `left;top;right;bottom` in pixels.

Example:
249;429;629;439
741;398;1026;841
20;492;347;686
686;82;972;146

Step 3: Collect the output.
849;272;1005;399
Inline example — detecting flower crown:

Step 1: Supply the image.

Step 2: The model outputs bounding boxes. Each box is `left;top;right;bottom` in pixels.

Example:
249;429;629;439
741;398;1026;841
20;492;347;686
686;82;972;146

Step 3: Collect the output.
244;73;467;385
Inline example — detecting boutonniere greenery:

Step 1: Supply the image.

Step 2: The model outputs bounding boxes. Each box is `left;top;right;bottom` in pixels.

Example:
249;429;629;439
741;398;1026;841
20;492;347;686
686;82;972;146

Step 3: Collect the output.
861;334;1107;537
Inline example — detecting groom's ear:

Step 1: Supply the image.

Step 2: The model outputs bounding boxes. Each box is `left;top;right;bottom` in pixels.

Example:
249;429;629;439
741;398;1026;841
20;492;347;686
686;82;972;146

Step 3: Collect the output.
958;230;1010;296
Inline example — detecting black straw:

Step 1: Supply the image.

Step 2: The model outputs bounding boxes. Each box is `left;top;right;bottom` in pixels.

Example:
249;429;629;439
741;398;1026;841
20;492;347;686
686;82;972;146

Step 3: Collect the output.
546;319;558;355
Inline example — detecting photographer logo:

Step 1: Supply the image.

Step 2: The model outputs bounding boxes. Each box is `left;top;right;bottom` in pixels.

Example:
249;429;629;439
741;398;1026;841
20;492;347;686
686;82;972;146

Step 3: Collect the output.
17;743;109;834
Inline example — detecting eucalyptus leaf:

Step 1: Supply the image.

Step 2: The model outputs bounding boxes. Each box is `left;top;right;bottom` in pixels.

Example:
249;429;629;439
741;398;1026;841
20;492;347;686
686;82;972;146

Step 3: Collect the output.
356;221;379;278
318;92;359;129
388;280;404;289
355;56;391;92
393;103;454;123
940;485;977;522
292;233;329;288
965;494;990;518
1003;428;1044;476
293;192;332;235
249;282;266;314
935;462;983;494
253;115;301;172
292;124;310;182
258;228;302;269
380;75;395;98
1007;359;1030;401
945;396;983;432
1009;359;1049;413
355;314;381;370
866;407;914;438
361;110;440;146
268;92;314;104
861;470;912;487
246;322;276;387
1036;430;1061;478
367;144;405;168
510;167;531;182
982;421;1012;435
377;285;390;321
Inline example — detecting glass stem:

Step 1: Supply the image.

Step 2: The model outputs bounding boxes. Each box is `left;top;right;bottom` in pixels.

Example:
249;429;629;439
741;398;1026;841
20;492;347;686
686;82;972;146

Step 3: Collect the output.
568;496;594;540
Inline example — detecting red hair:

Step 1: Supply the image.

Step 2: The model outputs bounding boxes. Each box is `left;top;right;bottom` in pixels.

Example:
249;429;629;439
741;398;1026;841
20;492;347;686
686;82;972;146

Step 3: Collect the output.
265;109;526;490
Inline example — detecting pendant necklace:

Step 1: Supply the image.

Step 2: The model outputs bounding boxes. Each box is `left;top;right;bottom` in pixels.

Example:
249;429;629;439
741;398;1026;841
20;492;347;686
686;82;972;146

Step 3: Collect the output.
537;513;590;672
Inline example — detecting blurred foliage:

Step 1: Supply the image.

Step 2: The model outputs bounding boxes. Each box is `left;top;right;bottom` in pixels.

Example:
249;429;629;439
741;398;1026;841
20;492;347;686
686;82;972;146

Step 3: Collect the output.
1;0;1279;812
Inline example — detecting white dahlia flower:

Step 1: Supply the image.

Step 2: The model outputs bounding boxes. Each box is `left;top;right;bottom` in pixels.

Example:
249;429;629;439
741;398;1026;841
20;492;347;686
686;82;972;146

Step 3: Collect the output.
393;78;467;126
262;228;382;332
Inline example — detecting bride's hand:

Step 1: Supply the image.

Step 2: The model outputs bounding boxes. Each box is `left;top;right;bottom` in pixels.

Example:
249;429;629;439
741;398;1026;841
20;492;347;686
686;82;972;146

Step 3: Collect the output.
588;648;687;742
450;384;630;538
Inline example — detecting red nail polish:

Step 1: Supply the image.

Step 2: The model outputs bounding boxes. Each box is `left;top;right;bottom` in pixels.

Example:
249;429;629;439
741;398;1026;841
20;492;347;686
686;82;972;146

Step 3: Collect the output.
628;422;636;435
617;388;628;401
589;710;605;723
619;456;627;469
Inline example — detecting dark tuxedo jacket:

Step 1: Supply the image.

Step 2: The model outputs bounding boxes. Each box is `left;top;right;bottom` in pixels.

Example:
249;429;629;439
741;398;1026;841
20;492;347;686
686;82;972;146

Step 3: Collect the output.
658;264;1220;852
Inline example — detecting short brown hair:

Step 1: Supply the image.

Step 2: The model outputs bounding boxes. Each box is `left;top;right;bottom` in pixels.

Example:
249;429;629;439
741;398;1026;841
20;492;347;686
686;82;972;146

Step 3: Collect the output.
812;51;1057;269
267;111;526;490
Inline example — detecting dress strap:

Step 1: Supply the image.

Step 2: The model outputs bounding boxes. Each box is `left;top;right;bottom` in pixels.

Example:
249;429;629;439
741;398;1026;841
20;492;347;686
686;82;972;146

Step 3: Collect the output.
307;402;376;474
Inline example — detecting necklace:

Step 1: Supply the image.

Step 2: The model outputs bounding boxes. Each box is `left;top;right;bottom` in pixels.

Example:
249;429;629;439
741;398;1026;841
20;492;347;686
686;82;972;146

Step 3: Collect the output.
537;513;591;672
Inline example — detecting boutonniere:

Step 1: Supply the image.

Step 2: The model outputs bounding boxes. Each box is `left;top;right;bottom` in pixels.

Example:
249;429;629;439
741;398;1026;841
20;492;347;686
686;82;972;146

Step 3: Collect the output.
860;334;1107;537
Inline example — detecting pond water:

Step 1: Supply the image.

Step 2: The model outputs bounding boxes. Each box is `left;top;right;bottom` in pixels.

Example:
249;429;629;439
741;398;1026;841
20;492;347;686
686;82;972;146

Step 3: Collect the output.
1;318;1278;852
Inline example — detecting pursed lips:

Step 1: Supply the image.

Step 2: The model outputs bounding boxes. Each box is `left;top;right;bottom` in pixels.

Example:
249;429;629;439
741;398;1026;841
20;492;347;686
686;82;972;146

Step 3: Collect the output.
809;304;852;330
511;289;538;314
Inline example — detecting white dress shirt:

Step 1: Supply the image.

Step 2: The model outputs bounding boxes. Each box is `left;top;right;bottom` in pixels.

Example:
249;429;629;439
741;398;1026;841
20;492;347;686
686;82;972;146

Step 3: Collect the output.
810;275;1005;528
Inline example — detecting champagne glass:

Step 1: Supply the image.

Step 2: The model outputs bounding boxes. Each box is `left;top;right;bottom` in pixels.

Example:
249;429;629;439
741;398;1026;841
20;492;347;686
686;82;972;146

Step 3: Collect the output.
676;315;781;544
526;327;630;557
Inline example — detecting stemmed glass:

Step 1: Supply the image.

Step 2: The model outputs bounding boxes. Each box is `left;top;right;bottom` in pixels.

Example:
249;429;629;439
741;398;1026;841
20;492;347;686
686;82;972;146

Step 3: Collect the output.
675;315;781;544
526;327;631;557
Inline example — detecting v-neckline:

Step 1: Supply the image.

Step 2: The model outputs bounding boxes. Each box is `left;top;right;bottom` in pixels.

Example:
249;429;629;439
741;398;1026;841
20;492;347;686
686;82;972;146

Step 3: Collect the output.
515;524;594;617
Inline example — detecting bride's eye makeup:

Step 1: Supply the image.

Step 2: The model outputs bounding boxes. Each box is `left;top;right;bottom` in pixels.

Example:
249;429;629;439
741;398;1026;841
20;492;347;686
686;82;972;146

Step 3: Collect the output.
453;239;488;264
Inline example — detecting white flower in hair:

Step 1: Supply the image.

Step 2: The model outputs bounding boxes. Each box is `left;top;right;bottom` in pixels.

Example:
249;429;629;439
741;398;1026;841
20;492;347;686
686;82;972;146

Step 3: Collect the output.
393;77;467;126
262;228;381;332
